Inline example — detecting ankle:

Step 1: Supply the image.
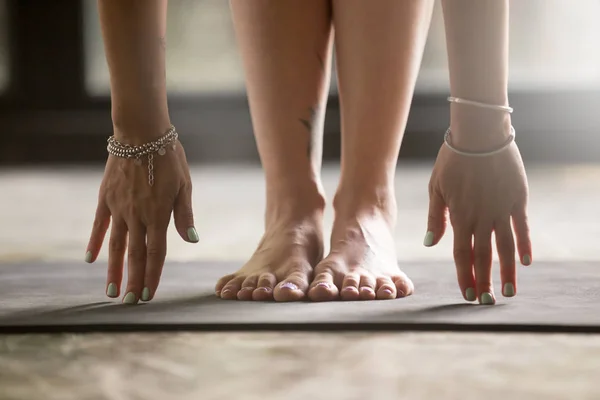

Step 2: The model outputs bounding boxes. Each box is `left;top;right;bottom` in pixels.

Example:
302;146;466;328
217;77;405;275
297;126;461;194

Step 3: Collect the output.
333;183;397;225
265;181;326;222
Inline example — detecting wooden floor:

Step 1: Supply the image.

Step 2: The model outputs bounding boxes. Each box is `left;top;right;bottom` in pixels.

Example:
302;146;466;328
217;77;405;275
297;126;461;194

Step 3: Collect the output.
0;163;598;400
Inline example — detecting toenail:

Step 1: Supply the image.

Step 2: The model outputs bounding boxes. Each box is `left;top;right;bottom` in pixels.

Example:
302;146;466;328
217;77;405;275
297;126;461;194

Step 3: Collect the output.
316;282;330;289
360;287;374;293
382;288;393;295
280;282;298;291
257;287;271;292
221;289;231;295
342;286;356;292
240;287;253;291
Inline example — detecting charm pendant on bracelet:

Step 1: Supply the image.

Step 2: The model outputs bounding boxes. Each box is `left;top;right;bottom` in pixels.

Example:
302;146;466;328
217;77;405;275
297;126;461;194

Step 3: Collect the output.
107;125;179;186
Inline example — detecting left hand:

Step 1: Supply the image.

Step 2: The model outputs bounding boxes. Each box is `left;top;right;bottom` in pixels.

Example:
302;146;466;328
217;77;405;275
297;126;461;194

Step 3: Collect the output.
424;142;532;304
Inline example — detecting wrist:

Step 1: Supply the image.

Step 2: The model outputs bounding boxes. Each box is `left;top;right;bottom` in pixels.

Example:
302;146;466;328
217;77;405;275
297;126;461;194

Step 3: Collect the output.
111;111;172;145
449;106;512;152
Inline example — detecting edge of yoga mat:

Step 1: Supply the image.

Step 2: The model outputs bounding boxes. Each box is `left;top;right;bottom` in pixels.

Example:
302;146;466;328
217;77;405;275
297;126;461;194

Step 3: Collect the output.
1;321;600;335
1;260;598;335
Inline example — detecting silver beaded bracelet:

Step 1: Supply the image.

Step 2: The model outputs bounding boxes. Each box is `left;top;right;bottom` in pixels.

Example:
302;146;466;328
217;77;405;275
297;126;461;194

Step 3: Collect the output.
107;125;179;186
444;96;515;157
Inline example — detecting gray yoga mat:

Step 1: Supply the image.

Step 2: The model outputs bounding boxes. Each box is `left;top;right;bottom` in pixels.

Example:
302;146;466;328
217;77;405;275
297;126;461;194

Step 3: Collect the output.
0;261;598;333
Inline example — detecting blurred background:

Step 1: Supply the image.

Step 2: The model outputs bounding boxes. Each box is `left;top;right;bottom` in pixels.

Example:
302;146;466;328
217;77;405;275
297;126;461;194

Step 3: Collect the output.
1;0;600;164
1;4;599;398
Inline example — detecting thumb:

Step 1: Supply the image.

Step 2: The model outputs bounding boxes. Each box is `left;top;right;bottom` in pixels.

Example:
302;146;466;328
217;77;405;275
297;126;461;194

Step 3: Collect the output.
424;188;447;247
173;183;198;243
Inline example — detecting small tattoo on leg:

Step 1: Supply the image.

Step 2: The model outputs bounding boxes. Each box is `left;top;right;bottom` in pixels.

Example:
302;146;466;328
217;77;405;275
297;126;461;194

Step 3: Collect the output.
317;53;324;70
299;106;319;158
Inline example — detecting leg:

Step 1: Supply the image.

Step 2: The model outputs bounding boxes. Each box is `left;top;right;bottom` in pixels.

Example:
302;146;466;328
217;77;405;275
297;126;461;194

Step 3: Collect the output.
309;0;434;301
216;0;333;301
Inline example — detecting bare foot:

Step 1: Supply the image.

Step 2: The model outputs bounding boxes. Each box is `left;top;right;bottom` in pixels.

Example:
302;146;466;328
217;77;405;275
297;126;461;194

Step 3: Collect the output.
308;191;413;301
215;196;324;302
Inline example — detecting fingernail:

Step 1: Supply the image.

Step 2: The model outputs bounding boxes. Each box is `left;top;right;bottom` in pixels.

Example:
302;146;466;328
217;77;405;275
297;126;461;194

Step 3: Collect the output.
280;282;298;291
122;292;137;305
423;231;435;247
503;283;515;297
84;251;93;263
187;227;199;243
141;287;151;302
522;254;531;266
479;292;494;305
465;287;476;302
316;282;330;289
106;283;118;298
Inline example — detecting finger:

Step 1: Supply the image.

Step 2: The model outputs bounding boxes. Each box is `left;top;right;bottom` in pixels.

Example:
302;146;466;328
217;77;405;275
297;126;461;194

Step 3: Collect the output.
123;223;147;304
495;219;517;297
86;199;111;263
452;225;476;302
173;182;198;243
106;219;127;299
141;225;168;302
473;226;494;305
424;186;448;247
512;203;532;266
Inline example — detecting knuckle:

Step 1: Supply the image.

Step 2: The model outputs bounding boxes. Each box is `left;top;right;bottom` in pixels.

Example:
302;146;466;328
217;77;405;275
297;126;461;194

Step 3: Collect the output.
127;247;145;260
453;247;471;261
473;243;491;255
108;237;126;253
146;246;165;259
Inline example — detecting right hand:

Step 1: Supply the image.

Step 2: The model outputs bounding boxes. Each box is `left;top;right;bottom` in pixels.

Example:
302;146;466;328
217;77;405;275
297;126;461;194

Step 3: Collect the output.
85;139;198;304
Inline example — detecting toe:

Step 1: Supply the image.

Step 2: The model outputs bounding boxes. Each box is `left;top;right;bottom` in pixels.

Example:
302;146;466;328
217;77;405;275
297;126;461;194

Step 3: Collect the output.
358;275;376;300
375;277;397;300
220;276;245;300
340;273;360;301
308;267;339;302
237;275;259;301
215;274;235;297
253;272;276;301
274;263;311;302
393;273;414;298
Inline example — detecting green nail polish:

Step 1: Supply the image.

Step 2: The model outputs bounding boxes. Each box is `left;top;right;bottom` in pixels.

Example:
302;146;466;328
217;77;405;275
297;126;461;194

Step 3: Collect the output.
187;227;199;243
123;292;137;305
480;292;494;305
84;251;93;263
423;231;435;247
465;287;476;302
141;287;151;302
523;254;531;266
503;283;515;297
106;283;118;298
